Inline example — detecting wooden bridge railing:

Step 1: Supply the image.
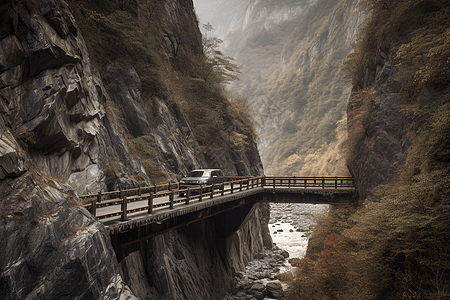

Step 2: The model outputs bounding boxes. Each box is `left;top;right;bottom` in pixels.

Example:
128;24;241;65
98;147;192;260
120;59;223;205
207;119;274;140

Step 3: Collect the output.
80;176;354;221
263;176;355;189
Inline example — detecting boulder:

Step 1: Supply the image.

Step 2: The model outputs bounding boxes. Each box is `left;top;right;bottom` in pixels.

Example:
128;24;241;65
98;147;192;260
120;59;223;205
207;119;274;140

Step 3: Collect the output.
280;250;290;258
266;281;284;299
249;282;265;297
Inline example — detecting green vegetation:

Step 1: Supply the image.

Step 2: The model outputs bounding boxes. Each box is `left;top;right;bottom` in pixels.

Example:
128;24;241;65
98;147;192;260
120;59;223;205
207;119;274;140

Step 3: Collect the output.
69;0;165;94
129;136;167;184
169;22;255;154
200;23;240;85
284;1;450;299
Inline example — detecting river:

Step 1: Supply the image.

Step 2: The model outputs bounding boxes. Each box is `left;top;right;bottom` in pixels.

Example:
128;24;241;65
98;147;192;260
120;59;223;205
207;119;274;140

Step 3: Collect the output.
269;203;329;259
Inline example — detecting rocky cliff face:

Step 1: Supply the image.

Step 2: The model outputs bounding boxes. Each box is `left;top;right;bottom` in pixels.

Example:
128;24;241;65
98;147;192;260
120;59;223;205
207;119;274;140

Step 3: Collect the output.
346;63;409;199
0;0;149;196
294;3;450;298
119;202;272;300
1;1;140;298
0;0;267;299
345;3;449;199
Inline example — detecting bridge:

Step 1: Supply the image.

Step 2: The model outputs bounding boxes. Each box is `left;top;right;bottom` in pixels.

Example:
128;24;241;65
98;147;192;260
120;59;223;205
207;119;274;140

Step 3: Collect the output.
80;176;357;259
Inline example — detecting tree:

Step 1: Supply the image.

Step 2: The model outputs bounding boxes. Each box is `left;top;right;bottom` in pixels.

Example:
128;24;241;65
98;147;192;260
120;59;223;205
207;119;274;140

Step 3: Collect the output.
197;23;240;85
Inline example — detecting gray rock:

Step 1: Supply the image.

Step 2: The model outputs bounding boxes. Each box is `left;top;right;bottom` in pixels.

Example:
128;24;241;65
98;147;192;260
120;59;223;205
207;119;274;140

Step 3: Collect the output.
266;282;284;299
253;291;265;300
250;282;265;291
0;129;26;179
347;63;411;198
0;173;137;299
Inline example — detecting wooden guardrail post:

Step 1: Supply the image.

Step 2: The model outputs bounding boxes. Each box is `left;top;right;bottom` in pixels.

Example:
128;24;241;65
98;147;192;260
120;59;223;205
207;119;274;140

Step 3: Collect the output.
262;176;266;187
90;201;97;217
221;183;225;196
210;184;214;199
148;193;153;214
170;190;174;209
247;179;250;190
169;182;172;191
230;182;234;194
335;177;338;189
273;178;276;189
322;177;325;189
186;189;190;205
121;196;128;220
199;186;203;201
97;191;102;203
288;179;291;188
138;186;142;196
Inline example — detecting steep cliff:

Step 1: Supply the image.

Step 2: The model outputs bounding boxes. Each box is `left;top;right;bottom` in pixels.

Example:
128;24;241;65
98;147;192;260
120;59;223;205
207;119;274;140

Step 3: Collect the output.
0;0;142;297
195;0;365;176
0;0;268;299
120;202;272;299
284;1;450;299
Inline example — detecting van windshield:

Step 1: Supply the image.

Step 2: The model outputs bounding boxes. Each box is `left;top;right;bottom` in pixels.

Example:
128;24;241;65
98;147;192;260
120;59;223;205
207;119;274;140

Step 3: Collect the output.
187;171;204;177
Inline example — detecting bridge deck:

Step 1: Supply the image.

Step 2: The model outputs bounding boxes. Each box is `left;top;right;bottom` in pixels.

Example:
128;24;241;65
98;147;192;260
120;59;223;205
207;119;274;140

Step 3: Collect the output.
105;187;263;235
79;177;357;255
79;177;357;237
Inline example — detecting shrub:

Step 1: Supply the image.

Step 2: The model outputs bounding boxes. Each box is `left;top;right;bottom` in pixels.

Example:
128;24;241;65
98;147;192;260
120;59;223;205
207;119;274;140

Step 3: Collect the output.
69;0;165;96
396;8;450;102
340;88;376;166
129;135;167;184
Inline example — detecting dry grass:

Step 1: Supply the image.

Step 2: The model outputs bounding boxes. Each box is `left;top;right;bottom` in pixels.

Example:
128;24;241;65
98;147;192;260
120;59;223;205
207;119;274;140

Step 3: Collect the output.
61;225;93;242
31;208;61;234
68;197;82;207
287;2;450;297
289;71;448;300
341;88;377;167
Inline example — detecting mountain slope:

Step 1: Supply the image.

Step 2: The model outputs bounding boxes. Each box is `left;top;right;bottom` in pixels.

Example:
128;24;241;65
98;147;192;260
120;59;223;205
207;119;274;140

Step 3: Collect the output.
195;0;364;176
285;1;450;298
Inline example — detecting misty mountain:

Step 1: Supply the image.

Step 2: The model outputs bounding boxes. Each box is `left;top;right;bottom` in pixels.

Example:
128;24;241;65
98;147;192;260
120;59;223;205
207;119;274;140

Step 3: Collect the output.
195;0;364;175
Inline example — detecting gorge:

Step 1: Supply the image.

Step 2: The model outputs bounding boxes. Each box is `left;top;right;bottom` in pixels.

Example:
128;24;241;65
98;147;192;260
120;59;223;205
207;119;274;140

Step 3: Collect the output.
1;0;450;299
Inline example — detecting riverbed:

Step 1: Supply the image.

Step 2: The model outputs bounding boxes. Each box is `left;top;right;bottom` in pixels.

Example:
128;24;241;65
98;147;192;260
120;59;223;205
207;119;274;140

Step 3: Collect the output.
269;203;329;259
222;203;329;299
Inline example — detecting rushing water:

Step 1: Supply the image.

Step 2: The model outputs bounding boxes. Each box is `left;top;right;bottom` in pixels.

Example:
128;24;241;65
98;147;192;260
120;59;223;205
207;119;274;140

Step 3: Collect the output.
269;203;329;259
270;222;309;259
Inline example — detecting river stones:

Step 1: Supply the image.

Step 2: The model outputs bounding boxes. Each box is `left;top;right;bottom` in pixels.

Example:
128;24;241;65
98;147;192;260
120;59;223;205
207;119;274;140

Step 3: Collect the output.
223;246;286;300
